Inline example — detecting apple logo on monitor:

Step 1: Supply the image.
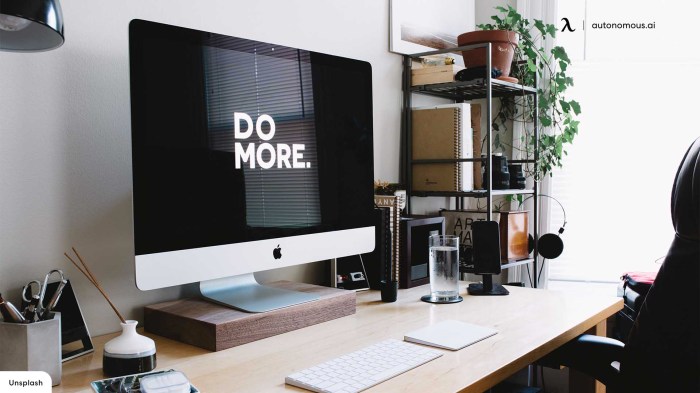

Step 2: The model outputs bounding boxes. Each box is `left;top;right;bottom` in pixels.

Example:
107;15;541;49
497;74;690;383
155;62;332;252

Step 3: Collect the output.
273;245;282;259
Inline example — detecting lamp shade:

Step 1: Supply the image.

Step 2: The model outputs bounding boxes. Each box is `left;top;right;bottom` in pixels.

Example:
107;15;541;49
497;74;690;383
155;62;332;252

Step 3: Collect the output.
0;0;64;52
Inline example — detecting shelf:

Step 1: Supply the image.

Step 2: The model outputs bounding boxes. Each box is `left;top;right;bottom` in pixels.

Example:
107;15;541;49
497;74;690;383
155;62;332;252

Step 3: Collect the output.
411;158;537;164
410;189;534;198
402;47;542;288
411;78;537;101
412;158;482;164
460;258;535;274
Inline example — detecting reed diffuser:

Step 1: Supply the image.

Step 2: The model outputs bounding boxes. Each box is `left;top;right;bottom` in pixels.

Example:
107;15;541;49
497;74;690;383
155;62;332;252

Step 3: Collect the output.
65;247;156;377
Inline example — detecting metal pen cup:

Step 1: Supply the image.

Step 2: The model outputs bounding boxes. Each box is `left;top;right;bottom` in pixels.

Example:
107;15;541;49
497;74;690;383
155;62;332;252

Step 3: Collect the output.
0;313;62;385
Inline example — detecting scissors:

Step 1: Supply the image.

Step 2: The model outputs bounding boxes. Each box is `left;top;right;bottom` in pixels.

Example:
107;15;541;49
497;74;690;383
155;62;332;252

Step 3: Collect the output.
21;280;42;304
22;269;66;320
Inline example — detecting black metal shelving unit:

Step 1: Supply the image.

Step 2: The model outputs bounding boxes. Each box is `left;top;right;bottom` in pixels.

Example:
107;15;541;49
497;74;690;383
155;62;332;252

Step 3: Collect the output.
401;43;541;287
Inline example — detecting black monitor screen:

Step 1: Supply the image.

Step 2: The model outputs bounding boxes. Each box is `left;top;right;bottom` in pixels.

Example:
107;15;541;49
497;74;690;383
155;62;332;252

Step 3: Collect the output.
129;20;374;256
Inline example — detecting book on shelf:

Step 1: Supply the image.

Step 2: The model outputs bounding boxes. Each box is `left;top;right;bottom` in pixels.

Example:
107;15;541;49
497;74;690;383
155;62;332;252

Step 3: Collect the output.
411;104;473;192
373;195;400;283
471;104;483;190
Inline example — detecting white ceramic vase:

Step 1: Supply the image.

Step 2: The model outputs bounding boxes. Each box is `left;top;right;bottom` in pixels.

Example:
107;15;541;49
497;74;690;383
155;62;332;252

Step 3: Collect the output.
103;320;156;377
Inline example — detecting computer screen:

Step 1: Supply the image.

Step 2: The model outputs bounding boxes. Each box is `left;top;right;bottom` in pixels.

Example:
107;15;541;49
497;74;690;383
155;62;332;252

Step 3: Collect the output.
129;20;375;309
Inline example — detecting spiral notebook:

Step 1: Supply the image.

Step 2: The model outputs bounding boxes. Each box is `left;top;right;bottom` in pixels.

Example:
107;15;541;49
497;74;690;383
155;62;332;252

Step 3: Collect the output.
404;320;498;351
411;104;473;192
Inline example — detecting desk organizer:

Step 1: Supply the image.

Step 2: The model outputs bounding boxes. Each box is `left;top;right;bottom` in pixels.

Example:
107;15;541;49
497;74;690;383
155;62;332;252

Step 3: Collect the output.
0;315;61;385
144;281;355;351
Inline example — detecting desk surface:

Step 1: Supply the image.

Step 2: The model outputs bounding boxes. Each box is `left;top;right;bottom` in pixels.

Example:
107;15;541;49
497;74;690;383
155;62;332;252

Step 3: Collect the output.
57;284;622;393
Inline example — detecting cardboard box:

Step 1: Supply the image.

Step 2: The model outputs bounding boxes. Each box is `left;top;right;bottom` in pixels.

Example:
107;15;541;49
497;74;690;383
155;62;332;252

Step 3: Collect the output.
411;64;464;86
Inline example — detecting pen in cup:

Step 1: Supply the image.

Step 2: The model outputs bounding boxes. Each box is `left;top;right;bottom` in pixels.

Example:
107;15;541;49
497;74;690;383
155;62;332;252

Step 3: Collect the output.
0;293;28;324
23;294;41;322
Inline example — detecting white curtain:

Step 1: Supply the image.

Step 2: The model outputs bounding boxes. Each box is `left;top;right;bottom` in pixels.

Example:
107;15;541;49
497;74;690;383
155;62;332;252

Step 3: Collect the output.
512;0;558;288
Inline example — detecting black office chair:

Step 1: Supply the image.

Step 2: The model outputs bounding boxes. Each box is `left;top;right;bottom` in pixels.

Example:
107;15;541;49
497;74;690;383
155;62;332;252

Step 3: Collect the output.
544;138;700;392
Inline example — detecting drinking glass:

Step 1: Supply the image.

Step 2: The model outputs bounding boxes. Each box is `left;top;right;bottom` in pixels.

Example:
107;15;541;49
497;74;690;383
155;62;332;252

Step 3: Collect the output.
422;235;462;303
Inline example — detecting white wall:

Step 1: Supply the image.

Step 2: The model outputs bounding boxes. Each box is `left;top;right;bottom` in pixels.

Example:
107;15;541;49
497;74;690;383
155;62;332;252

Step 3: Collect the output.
0;0;406;335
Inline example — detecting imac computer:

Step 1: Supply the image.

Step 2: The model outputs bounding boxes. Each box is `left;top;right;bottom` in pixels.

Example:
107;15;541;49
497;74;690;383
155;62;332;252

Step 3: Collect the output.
128;20;375;312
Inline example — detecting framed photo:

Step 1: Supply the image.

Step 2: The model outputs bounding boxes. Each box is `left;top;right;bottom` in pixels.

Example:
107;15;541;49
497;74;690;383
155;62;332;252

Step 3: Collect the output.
390;0;475;56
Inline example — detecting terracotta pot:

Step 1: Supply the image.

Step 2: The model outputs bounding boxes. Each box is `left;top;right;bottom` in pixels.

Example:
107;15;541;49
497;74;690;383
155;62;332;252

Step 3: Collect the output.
457;30;519;77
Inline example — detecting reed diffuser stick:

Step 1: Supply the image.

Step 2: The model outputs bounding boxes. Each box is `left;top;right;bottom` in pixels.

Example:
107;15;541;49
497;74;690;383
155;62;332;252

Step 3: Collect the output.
64;248;126;324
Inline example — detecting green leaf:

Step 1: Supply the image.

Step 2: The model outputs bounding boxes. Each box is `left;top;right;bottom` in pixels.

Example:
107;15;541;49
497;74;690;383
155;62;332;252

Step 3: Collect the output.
555;138;563;156
534;20;546;35
495;6;508;12
546;24;557;37
527;58;537;72
552;46;571;63
541;117;552;127
524;46;537;59
569;100;581;115
560;100;571;113
558;60;568;72
510;12;522;25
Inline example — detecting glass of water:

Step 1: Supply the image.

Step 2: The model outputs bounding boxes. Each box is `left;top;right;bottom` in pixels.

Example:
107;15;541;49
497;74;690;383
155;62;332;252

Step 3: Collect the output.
422;235;462;303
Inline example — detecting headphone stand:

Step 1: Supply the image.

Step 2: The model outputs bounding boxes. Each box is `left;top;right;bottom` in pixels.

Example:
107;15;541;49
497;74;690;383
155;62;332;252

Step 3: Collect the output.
467;275;509;296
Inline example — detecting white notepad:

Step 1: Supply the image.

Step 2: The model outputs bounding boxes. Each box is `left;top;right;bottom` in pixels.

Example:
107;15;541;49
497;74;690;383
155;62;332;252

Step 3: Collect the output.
404;320;498;351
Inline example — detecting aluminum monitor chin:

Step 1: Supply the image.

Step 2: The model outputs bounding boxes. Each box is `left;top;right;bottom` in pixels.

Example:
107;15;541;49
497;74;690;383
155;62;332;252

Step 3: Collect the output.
128;20;375;311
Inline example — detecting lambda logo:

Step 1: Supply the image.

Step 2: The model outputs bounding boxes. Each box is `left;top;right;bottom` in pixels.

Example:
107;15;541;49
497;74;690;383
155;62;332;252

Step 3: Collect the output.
234;112;310;169
561;17;576;32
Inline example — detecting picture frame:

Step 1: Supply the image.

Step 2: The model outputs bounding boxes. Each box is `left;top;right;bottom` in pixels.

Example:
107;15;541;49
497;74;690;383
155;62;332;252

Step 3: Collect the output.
389;0;475;57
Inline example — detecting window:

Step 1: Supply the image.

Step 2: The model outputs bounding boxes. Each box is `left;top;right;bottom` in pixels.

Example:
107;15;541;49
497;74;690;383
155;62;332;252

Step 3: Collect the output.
548;62;699;283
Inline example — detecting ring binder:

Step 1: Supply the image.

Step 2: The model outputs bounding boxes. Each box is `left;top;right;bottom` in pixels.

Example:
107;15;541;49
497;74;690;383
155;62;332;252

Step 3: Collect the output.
411;104;474;192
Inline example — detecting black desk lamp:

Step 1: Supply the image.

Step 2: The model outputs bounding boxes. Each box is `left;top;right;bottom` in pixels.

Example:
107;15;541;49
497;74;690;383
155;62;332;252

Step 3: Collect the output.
0;0;64;52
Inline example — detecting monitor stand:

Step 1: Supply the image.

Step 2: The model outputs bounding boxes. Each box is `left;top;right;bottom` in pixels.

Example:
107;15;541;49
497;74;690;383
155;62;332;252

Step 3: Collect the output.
200;273;320;313
467;274;509;296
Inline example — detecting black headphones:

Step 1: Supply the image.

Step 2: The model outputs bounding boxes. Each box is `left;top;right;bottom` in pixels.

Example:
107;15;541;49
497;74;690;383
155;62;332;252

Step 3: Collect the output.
525;195;567;260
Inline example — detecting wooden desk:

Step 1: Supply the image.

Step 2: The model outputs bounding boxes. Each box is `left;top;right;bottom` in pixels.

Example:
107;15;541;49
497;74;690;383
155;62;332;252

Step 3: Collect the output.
57;284;622;393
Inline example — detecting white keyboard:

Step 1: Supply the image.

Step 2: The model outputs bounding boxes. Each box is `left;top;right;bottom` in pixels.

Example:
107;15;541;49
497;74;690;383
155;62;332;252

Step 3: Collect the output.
285;339;442;393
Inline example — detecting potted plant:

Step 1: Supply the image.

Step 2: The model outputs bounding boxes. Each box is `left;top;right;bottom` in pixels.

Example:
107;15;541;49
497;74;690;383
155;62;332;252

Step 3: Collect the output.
457;29;519;79
465;6;581;179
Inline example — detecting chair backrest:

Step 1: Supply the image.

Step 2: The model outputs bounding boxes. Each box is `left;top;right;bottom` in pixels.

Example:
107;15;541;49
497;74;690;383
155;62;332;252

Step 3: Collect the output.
623;138;700;392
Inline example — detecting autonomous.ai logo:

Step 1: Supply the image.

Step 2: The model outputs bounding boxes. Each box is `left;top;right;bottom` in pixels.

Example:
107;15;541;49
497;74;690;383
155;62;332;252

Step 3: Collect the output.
233;112;310;169
561;18;575;32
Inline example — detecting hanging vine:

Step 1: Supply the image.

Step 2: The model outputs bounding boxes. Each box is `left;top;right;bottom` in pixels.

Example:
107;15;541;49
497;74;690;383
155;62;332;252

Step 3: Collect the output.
479;5;581;178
